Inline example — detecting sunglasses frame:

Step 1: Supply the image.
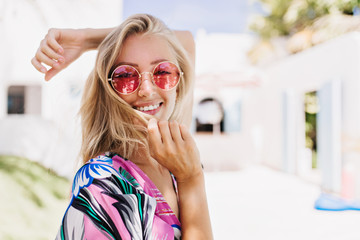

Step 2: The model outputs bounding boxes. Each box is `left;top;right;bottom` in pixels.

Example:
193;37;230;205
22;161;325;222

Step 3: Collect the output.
108;61;183;95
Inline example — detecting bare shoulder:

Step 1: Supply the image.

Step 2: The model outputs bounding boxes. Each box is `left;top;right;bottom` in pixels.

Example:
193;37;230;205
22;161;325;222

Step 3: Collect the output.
174;30;195;64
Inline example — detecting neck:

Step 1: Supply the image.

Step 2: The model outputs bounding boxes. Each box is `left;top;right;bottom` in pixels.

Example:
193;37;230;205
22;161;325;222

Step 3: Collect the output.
130;145;168;174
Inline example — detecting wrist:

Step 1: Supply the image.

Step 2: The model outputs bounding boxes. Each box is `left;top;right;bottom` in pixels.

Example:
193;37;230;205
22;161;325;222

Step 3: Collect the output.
176;170;204;186
83;28;114;50
177;170;213;239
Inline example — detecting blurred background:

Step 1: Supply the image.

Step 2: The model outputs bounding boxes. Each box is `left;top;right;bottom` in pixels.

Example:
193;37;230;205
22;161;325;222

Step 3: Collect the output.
1;0;360;239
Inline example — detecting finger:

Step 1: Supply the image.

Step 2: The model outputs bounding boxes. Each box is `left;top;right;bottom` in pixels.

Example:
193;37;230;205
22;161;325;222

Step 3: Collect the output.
45;67;62;81
41;43;65;63
31;57;47;73
148;118;162;145
47;29;64;54
35;50;59;68
169;121;183;143
179;123;193;142
158;120;173;145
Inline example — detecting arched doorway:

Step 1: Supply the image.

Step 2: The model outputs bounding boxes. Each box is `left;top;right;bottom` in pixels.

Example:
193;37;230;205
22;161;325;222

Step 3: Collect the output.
195;97;224;134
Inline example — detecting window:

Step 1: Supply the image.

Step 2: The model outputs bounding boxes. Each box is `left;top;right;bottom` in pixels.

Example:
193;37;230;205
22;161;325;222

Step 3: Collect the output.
7;86;25;114
7;85;41;115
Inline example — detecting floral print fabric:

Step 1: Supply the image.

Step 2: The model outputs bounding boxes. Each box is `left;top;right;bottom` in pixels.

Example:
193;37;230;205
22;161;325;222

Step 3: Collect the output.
56;153;181;240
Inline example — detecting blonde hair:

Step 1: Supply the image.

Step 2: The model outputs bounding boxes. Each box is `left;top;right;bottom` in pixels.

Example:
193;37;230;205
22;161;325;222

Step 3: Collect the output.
79;14;194;163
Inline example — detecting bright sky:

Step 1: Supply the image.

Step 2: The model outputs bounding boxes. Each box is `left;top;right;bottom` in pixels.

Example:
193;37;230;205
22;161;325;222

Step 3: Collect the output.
123;0;264;34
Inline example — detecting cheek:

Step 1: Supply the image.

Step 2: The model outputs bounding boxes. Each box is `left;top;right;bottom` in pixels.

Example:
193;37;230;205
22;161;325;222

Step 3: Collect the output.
117;93;135;105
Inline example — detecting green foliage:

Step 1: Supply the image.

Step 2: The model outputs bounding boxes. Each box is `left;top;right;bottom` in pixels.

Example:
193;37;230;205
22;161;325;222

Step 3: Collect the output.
0;155;71;239
250;0;293;39
304;91;318;168
0;155;69;205
337;0;360;15
250;0;359;39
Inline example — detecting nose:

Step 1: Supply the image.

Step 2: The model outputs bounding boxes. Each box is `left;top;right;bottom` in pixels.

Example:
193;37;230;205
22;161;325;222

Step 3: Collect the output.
138;72;156;97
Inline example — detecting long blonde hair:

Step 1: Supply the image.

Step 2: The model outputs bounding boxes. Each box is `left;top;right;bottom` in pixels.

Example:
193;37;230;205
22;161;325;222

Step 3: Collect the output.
79;14;194;163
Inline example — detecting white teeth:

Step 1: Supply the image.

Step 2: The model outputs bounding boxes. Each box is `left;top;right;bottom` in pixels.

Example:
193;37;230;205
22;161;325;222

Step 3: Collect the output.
136;103;160;111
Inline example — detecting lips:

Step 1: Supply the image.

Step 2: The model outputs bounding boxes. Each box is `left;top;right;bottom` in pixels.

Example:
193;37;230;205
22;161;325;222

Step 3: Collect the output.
135;103;160;111
134;102;162;115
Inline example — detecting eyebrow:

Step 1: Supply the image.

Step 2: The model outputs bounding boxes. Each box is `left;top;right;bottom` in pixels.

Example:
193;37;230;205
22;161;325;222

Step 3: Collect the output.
111;59;169;72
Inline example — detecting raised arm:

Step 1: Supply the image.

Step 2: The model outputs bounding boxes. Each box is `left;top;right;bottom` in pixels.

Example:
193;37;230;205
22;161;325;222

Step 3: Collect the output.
32;28;195;81
31;28;113;81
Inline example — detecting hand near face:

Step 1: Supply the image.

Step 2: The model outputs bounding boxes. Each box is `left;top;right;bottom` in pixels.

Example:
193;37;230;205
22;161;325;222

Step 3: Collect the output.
147;118;202;182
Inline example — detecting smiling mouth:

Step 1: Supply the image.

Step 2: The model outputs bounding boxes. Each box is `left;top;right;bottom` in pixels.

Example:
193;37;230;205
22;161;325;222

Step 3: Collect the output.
134;103;162;113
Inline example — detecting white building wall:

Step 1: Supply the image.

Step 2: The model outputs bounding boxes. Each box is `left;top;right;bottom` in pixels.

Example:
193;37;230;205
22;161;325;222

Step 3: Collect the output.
263;32;360;197
25;85;41;114
0;0;123;178
193;31;261;171
194;31;360;199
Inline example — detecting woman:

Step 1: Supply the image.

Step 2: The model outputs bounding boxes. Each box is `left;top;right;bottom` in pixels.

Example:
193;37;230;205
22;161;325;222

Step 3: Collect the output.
32;14;212;239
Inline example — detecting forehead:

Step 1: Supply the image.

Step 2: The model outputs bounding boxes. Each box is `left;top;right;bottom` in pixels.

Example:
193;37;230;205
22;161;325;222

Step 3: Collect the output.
116;34;176;65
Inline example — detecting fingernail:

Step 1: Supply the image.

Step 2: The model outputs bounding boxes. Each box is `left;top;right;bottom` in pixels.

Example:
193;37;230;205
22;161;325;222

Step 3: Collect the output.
58;57;65;63
58;48;63;54
53;62;59;68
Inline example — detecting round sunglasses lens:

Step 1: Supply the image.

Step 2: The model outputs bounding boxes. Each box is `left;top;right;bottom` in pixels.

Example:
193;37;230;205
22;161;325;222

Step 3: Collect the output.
153;62;180;90
112;66;139;94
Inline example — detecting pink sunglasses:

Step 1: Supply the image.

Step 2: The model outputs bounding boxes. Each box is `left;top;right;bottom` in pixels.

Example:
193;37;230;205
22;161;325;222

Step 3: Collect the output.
108;61;183;95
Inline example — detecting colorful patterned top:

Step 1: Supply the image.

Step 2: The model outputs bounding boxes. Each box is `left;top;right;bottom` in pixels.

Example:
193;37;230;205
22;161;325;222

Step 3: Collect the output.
56;152;181;240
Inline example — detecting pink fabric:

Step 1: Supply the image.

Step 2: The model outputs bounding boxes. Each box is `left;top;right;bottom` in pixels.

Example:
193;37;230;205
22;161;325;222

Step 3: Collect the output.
112;155;181;227
57;154;181;239
86;184;132;240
